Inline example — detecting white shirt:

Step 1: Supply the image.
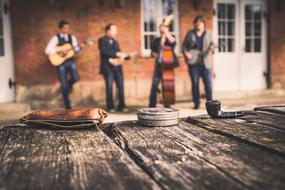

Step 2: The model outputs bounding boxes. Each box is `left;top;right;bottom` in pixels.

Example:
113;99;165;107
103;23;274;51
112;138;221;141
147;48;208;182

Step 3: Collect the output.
45;33;80;55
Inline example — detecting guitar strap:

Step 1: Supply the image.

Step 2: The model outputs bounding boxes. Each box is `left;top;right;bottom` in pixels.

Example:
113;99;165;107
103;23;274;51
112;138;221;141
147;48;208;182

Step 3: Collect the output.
68;34;73;45
57;34;73;46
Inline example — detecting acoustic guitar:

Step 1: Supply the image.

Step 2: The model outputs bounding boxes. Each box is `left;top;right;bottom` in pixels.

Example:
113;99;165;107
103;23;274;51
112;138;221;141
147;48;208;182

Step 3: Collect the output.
49;39;95;67
108;51;138;66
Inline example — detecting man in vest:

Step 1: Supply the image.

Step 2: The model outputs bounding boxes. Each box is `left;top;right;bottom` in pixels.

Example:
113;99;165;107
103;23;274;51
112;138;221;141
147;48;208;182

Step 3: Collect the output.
45;20;82;109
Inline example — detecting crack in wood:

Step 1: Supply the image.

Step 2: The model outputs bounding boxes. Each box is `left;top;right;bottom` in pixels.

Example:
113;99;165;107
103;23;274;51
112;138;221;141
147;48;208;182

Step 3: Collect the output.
101;123;166;190
185;117;285;158
240;119;285;131
170;136;253;190
100;122;256;190
254;106;285;115
158;126;256;189
240;111;285;131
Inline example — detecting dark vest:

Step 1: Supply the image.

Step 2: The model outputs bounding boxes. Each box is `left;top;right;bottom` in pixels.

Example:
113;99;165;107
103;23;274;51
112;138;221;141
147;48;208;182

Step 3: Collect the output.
57;34;74;62
57;34;73;46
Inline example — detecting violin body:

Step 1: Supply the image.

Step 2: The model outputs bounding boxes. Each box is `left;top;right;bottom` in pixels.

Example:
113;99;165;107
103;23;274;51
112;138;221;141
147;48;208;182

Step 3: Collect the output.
161;46;175;107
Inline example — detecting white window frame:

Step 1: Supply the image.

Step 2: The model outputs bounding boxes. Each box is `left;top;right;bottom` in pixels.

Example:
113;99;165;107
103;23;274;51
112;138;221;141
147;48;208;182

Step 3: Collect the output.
140;0;179;57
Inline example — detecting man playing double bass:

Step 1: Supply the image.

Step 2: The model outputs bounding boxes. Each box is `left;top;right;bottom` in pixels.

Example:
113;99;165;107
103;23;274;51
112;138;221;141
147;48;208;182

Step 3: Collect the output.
149;24;179;108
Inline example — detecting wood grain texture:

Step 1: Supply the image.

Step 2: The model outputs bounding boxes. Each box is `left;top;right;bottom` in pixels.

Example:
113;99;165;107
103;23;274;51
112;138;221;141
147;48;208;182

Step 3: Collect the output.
165;121;285;190
103;121;246;190
0;126;159;190
102;120;285;190
1;106;285;190
254;105;285;115
185;116;285;157
240;111;285;131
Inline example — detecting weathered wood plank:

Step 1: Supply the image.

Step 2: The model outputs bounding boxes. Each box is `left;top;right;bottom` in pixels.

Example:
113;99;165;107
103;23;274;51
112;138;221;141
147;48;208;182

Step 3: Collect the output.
185;116;285;157
168;123;285;189
164;121;285;190
0;125;160;190
254;105;285;115
105;120;285;190
0;128;11;155
0;126;73;190
240;111;285;131
102;121;250;190
61;127;160;190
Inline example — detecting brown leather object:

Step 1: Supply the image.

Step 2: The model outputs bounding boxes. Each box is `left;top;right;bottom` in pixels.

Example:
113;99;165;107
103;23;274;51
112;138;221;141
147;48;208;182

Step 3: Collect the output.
20;108;108;129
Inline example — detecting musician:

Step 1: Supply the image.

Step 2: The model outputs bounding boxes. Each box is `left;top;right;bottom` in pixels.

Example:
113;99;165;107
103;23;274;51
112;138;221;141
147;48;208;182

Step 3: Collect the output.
45;20;83;109
182;15;214;109
149;24;179;107
98;24;128;112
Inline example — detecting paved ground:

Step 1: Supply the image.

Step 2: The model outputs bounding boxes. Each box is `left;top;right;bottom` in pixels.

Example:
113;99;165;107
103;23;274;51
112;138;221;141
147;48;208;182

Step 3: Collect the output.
0;89;284;125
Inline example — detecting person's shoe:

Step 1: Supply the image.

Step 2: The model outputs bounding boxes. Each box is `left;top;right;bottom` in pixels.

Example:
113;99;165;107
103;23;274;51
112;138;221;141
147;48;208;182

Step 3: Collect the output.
66;105;72;109
108;109;116;113
193;104;200;110
164;104;171;108
117;107;129;113
122;108;129;113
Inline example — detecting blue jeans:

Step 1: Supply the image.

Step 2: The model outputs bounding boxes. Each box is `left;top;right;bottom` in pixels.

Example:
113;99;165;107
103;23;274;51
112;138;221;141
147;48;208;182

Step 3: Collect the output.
57;59;80;109
149;64;162;107
103;68;126;110
188;64;212;107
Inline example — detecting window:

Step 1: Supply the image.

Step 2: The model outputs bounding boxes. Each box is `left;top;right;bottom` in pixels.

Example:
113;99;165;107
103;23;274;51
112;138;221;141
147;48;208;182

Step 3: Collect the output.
245;4;262;52
217;3;236;52
141;0;179;56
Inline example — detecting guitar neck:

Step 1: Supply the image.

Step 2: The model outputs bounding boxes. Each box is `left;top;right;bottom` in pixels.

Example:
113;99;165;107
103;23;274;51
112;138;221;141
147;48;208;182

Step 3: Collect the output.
71;42;85;50
201;43;214;55
66;40;93;51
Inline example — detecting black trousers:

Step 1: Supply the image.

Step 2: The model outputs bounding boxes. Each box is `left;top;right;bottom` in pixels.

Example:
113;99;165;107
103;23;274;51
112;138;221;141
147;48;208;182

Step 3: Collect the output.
57;59;80;109
188;64;213;107
149;64;162;107
103;68;126;110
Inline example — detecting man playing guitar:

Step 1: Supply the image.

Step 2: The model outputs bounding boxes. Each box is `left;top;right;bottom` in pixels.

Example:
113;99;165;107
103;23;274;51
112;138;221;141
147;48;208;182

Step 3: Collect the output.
45;20;84;109
98;24;129;112
182;15;214;110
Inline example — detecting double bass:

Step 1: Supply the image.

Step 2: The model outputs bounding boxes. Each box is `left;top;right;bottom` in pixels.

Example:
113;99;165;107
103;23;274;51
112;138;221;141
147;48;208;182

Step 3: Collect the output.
161;14;175;108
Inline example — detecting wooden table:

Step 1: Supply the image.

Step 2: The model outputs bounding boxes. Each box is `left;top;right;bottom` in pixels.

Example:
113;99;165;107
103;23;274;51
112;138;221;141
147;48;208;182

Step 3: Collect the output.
0;106;285;190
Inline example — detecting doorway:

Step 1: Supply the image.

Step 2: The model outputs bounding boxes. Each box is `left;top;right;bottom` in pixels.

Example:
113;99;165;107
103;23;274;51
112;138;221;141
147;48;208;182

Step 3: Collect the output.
0;0;15;102
213;0;267;91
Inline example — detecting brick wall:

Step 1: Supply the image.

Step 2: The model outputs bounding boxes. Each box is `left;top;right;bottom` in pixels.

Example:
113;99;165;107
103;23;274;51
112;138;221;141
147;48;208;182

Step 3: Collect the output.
268;0;285;89
10;0;213;107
